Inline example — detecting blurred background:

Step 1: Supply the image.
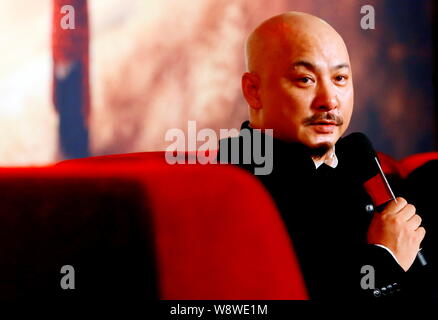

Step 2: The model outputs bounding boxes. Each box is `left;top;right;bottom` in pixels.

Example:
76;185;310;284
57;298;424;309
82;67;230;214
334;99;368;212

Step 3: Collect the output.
0;0;436;166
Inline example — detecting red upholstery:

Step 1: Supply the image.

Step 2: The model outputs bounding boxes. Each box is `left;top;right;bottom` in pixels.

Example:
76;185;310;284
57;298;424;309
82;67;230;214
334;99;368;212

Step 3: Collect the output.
0;168;157;299
399;152;438;178
377;151;438;178
0;156;308;300
136;163;307;299
377;152;402;177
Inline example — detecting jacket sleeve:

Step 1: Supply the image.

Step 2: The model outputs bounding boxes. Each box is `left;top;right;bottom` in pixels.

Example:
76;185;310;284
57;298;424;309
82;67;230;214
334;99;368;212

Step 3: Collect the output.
357;244;406;298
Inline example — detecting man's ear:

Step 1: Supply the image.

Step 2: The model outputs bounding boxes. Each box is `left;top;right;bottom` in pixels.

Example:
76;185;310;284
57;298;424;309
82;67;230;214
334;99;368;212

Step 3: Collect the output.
242;72;262;109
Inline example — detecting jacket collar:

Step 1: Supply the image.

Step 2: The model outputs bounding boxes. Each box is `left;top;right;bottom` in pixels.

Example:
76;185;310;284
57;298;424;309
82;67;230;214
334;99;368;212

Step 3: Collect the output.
240;120;317;173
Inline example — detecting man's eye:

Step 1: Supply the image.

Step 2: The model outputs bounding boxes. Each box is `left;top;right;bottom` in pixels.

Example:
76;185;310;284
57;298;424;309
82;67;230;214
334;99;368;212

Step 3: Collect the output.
335;75;348;82
297;77;313;84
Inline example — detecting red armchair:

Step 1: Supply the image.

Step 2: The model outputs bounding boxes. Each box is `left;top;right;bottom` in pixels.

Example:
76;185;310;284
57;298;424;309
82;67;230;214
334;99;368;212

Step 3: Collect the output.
0;154;308;300
0;149;436;299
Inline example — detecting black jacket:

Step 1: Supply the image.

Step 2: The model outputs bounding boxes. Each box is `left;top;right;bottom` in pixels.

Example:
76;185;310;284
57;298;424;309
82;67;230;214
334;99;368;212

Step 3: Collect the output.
218;121;429;299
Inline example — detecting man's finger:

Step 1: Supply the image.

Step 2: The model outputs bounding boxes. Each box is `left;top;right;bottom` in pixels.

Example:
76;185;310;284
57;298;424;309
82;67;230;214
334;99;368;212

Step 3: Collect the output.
398;204;416;221
416;226;426;242
381;197;407;216
407;213;422;230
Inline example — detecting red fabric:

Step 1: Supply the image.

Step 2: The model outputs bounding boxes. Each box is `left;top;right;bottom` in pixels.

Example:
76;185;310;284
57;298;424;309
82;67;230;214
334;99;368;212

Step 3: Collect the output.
376;152;402;177
142;163;307;299
399;152;438;178
0;158;308;299
56;150;218;166
376;151;438;179
0;170;157;298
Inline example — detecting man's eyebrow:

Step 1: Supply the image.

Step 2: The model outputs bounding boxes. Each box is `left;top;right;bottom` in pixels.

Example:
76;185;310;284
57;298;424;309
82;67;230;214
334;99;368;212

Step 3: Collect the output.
290;61;316;71
290;61;350;72
333;63;350;71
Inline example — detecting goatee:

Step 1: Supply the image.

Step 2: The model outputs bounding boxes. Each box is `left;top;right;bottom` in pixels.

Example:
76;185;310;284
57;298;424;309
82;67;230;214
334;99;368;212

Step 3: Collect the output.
308;142;333;159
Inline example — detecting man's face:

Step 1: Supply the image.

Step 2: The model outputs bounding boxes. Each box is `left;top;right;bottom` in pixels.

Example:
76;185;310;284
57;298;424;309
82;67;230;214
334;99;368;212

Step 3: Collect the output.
256;30;354;151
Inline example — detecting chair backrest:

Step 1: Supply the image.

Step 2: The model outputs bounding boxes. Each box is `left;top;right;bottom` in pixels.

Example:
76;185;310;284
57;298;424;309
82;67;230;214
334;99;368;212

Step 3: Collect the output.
0;166;157;300
0;156;308;299
399;152;438;178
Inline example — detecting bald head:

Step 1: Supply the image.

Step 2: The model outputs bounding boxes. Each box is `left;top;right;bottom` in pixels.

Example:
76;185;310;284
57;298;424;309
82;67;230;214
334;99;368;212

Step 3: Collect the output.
245;12;349;73
241;11;354;154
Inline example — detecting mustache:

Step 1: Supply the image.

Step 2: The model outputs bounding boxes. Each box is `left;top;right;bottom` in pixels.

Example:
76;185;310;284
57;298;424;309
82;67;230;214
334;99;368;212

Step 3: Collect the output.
303;113;344;126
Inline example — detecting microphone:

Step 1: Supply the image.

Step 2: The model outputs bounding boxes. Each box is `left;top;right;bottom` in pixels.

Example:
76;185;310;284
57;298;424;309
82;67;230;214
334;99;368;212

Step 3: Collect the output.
339;132;427;266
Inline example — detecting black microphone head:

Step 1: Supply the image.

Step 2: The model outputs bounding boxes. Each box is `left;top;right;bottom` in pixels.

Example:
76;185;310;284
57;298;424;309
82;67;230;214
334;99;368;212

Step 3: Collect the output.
337;132;379;183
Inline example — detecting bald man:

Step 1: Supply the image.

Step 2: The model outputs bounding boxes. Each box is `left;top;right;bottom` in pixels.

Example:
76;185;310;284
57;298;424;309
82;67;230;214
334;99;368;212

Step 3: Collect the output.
219;12;430;299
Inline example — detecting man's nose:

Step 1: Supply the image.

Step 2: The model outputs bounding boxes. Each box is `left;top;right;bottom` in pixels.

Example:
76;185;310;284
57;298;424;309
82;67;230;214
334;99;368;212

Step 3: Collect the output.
313;80;338;111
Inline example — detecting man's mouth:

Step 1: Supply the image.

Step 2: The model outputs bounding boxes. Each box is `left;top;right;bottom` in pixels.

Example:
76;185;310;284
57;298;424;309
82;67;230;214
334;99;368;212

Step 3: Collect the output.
308;121;338;134
303;113;344;134
309;121;338;126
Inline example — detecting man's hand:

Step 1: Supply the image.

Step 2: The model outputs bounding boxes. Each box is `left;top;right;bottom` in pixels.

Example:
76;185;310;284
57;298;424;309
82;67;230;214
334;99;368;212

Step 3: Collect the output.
367;197;426;271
